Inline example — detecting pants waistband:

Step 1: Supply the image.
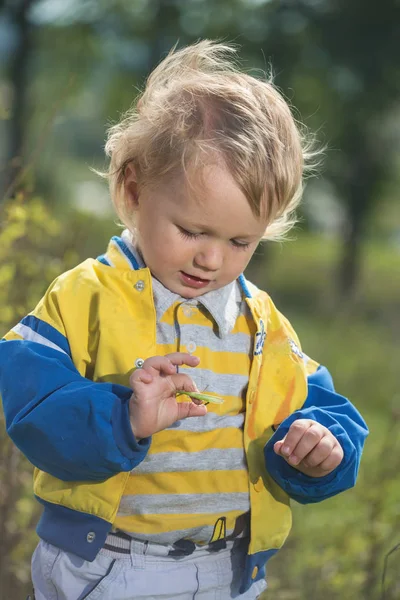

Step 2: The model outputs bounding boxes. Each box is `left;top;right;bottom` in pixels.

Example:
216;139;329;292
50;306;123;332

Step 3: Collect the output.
102;530;246;561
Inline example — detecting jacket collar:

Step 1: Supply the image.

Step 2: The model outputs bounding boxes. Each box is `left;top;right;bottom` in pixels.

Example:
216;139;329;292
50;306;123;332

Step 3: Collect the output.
97;231;253;338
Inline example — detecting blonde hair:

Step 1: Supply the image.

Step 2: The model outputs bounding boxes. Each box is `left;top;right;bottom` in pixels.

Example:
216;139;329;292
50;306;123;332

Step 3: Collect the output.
103;40;319;241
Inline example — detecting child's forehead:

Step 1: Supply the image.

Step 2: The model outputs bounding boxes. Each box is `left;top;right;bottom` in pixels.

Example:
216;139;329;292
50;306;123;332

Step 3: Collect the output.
180;161;242;203
160;163;267;235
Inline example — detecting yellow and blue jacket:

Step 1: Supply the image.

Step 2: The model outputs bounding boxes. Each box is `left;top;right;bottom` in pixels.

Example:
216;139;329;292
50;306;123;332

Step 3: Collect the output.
0;236;368;593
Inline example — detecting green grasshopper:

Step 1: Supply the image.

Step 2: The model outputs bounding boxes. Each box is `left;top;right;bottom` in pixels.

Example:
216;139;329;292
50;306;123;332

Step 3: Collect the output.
176;391;224;405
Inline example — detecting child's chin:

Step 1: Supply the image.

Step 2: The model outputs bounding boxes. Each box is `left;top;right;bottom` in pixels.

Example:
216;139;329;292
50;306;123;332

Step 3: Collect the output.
179;288;206;299
179;284;212;299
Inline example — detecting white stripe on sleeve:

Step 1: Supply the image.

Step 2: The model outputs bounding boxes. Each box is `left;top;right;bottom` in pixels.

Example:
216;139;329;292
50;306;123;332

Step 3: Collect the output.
11;323;68;355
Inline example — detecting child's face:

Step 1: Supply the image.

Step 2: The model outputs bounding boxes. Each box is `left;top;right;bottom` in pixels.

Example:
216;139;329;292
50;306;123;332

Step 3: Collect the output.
127;163;267;298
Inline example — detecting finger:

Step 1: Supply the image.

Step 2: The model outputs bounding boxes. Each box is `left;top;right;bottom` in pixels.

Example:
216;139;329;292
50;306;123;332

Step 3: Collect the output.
190;397;203;405
287;424;325;465
140;355;182;376
176;401;207;420
169;373;199;394
164;352;200;368
316;444;344;472
278;420;315;458
300;436;335;468
130;368;153;386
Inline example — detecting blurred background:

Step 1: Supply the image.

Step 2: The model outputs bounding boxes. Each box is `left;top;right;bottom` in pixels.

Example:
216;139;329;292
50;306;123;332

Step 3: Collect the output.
0;1;399;599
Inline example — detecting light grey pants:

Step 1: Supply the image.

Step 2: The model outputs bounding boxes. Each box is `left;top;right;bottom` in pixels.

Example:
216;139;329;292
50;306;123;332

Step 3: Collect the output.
31;538;267;600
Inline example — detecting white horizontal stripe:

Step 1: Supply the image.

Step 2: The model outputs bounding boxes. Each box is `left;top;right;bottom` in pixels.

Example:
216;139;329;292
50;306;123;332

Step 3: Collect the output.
11;323;67;355
157;321;252;354
118;492;250;516
166;413;245;433
178;367;248;399
134;448;247;474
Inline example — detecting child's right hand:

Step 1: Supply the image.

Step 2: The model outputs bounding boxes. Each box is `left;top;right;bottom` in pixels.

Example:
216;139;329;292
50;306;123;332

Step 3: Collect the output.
129;353;207;439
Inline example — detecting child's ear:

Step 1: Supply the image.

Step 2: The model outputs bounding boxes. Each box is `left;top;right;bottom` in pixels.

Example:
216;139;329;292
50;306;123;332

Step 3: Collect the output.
124;162;139;208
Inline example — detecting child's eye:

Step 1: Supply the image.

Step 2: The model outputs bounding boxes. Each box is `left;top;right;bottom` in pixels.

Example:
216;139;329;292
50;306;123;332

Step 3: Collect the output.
231;239;250;250
178;227;201;240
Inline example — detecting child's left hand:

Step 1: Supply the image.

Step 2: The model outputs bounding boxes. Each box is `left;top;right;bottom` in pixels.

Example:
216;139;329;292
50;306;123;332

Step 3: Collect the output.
273;419;344;478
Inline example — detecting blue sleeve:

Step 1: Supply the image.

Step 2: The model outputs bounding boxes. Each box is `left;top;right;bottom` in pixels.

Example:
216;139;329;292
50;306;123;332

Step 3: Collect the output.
264;366;369;504
0;338;151;481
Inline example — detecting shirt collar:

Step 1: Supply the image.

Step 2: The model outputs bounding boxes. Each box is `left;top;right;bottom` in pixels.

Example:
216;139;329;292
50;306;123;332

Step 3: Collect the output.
117;230;242;338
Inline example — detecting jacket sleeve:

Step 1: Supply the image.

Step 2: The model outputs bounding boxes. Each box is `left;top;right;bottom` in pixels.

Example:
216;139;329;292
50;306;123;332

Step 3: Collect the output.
0;275;151;482
264;365;369;503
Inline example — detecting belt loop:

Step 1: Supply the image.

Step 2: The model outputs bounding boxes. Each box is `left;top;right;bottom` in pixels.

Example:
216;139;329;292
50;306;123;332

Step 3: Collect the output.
130;540;145;569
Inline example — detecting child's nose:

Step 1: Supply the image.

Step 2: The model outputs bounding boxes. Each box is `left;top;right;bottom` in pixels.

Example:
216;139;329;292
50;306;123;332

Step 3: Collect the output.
194;244;223;271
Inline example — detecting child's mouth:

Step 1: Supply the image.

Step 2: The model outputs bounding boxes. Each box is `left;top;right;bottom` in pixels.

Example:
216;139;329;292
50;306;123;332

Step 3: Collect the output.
180;271;211;289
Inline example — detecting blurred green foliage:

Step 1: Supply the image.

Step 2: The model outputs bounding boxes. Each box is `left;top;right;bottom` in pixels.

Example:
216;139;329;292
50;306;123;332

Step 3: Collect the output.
0;195;61;328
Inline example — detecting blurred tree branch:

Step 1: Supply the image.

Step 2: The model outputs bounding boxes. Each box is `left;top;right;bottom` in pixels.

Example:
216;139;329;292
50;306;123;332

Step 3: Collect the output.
1;0;38;201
